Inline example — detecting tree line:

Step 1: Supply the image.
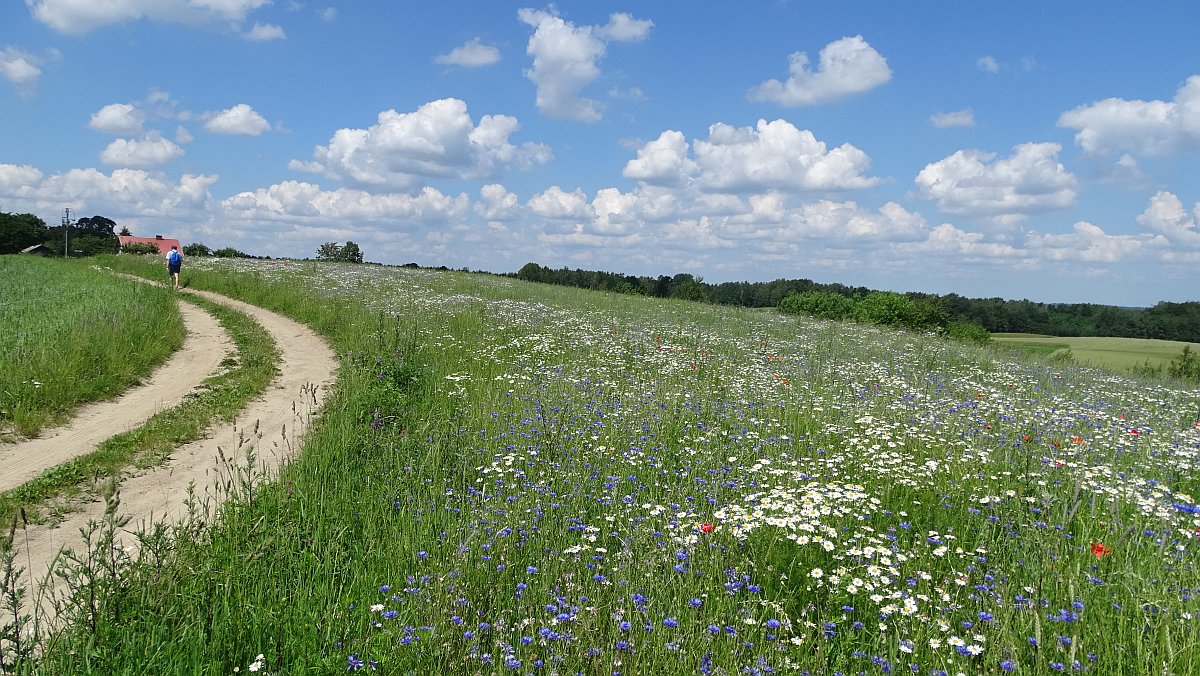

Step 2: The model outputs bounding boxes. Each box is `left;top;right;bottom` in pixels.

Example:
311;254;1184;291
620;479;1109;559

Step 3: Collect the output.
512;262;1200;342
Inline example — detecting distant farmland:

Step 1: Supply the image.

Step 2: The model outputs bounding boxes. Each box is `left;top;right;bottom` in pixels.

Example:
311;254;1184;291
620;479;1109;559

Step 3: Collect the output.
993;333;1200;372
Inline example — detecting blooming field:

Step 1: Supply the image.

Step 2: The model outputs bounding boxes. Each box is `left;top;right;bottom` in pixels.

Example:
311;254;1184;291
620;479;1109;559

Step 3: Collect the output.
43;259;1200;675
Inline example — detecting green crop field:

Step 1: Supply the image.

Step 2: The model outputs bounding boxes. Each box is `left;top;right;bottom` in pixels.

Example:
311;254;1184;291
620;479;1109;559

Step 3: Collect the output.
6;256;1200;675
993;332;1200;373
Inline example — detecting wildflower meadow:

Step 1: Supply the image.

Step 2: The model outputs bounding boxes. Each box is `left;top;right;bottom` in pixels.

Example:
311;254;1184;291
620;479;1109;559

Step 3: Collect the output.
24;258;1200;675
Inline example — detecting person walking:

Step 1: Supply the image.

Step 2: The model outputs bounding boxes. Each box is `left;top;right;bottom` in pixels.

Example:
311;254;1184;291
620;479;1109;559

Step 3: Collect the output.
165;245;183;289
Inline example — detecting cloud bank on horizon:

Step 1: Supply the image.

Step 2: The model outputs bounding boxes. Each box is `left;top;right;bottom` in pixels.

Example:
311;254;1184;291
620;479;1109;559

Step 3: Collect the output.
2;1;1199;306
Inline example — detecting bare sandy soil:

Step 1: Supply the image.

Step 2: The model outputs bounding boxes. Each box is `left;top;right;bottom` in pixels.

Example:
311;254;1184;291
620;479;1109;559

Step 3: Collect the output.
4;287;337;634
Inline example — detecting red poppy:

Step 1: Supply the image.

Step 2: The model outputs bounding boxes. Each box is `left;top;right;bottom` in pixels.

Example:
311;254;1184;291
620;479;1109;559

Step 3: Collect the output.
1129;429;1140;436
700;523;714;534
1090;542;1111;558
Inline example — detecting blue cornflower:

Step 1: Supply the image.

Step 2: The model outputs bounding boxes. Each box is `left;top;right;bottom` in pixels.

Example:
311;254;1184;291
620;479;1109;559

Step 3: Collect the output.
664;617;679;628
1000;660;1016;672
689;597;704;607
505;657;521;669
346;655;364;671
619;621;631;631
526;566;538;574
765;618;781;629
1050;662;1065;672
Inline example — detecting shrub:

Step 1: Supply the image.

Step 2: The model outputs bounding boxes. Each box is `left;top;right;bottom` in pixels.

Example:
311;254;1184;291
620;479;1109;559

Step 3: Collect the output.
855;291;948;332
947;320;992;345
1167;345;1200;382
1047;347;1075;364
778;291;855;320
183;242;212;257
120;242;161;255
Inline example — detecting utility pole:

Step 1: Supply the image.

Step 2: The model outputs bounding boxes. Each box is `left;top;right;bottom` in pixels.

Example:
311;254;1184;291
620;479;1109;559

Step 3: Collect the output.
62;208;72;258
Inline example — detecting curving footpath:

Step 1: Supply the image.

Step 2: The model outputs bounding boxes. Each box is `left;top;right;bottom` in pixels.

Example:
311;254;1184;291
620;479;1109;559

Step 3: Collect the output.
6;286;337;634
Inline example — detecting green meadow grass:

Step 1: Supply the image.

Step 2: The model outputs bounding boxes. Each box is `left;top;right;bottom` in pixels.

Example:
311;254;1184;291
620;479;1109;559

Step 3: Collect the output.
994;333;1200;373
0;256;185;439
12;258;1200;675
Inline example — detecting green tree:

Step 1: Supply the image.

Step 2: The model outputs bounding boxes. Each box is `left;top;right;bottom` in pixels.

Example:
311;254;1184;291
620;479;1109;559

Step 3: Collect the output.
0;212;49;254
316;242;342;261
339;241;364;263
671;280;710;302
1167;345;1200;382
183;242;212;257
778;291;856;320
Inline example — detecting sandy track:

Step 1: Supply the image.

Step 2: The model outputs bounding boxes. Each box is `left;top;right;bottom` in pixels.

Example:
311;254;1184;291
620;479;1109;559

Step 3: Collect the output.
7;287;337;632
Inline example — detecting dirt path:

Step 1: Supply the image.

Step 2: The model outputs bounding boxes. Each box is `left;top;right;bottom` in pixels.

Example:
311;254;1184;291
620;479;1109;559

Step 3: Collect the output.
7;287;337;635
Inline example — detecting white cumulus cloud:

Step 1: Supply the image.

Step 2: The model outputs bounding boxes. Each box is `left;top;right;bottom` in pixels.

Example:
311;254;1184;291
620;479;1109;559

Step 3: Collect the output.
292;98;551;190
28;0;272;35
930;108;975;128
976;56;1000;74
915;142;1077;218
750;35;891;106
244;23;285;41
435;38;501;67
89;103;146;135
693;119;880;193
0;47;41;85
222;181;471;224
622;131;697;187
1058;75;1200;156
527;186;592;220
0;163;215;216
518;8;651;122
1136;191;1200;247
99;135;185;167
204;103;271;135
597;12;653;42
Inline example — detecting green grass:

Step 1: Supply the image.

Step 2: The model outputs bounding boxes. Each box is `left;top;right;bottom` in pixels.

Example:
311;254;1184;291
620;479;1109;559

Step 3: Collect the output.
0;256;185;439
0;293;279;528
10;258;1200;675
993;332;1200;372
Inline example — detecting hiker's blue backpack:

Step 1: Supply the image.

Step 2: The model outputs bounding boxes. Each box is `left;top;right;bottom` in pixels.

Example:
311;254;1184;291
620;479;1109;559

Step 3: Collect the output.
169;250;181;266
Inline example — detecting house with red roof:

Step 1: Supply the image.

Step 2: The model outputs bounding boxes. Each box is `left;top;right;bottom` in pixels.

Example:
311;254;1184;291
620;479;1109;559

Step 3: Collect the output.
117;234;181;254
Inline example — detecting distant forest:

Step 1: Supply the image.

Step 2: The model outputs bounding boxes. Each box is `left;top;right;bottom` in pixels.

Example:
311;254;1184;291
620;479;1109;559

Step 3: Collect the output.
511;262;1200;343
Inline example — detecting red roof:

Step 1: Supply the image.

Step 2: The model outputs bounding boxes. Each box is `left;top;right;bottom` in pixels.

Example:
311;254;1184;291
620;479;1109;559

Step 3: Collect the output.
118;236;181;254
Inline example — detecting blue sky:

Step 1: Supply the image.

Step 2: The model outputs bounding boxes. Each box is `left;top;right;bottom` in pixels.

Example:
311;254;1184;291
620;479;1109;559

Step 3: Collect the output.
2;1;1198;306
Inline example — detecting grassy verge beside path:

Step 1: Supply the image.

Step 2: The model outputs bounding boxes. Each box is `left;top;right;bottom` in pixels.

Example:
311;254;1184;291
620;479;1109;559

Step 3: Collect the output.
0;293;279;527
